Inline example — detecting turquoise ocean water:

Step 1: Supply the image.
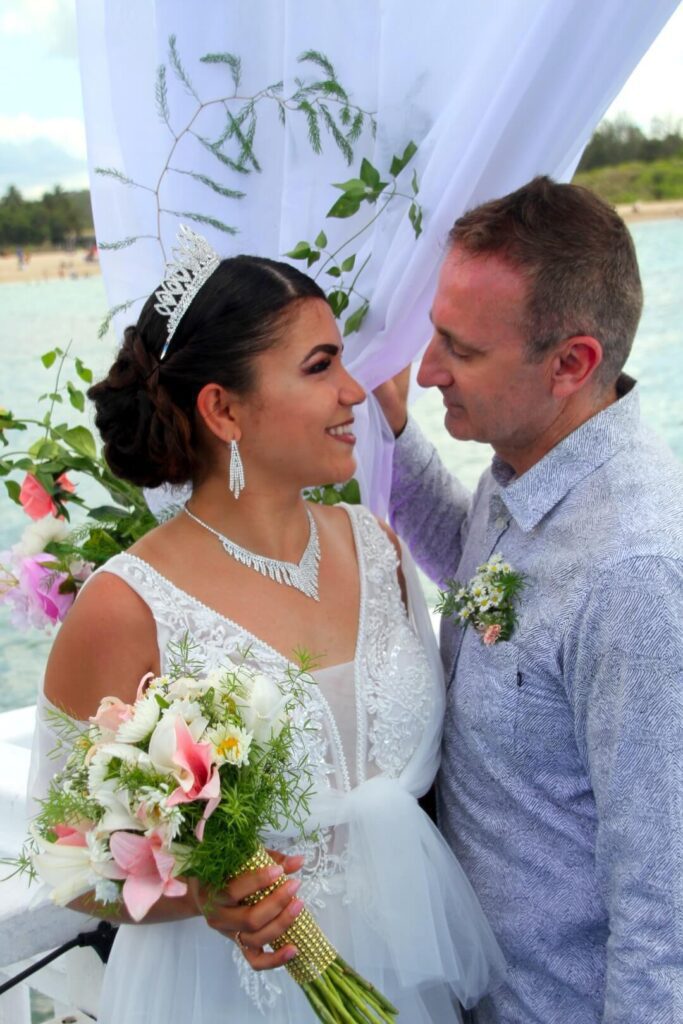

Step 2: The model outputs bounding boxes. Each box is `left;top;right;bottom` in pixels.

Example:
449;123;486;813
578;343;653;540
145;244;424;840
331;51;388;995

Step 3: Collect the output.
0;218;681;711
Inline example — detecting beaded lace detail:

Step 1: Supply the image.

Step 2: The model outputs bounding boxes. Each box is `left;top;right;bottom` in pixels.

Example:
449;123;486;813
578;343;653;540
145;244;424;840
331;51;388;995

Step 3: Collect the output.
96;503;433;1013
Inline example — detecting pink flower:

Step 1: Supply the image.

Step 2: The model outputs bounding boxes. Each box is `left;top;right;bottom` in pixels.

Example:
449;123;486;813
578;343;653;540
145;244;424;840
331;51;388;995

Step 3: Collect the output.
109;830;187;921
19;473;75;520
90;696;134;737
53;824;88;847
165;717;221;841
482;624;503;646
20;554;75;624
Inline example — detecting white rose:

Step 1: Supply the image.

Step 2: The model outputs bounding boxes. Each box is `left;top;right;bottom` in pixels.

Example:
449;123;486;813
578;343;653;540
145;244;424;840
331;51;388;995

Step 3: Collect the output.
15;516;68;557
236;673;288;745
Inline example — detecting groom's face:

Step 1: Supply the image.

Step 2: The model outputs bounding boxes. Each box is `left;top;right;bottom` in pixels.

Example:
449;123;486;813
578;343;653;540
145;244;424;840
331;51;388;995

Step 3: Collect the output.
418;246;557;457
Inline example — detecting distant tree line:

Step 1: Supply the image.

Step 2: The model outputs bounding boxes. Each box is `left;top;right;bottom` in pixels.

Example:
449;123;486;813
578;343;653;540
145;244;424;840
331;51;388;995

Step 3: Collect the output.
577;115;683;172
0;186;94;248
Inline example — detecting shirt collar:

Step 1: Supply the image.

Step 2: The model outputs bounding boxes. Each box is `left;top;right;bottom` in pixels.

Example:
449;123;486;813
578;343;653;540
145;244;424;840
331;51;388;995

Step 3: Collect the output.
492;375;639;533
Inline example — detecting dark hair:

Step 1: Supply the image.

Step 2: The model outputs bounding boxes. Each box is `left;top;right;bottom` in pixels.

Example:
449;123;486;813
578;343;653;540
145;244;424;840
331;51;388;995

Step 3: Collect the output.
88;255;326;488
448;176;643;385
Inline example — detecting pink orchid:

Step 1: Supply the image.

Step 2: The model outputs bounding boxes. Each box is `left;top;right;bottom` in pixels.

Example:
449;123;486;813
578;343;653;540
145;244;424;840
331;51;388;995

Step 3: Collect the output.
90;696;134;735
53;824;88;847
109;830;187;922
166;717;221;841
19;473;75;520
20;554;75;624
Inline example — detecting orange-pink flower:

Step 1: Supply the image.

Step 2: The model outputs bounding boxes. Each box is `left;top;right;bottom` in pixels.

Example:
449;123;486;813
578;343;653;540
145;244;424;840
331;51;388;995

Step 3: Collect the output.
19;473;75;520
109;830;187;921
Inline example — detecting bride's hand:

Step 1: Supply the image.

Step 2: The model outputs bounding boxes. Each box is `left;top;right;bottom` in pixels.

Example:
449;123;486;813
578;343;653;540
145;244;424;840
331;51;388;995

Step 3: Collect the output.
189;849;306;971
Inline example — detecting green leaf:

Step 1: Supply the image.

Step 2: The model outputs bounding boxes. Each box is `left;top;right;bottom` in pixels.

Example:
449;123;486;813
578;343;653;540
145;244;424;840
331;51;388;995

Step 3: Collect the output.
175;171;245;200
41;350;58;369
28;439;62;461
58;426;97;460
306;251;321;268
168;34;199;101
4;480;20;504
200;51;241;90
343;301;370;336
327;291;350;318
87;505;129;523
67;382;85;413
155;64;170;127
411;169;419;196
75;359;93;384
338;478;361;504
285;241;312;261
297;100;321;154
390;141;418;177
360;158;381;189
327;192;363;219
98;300;135;340
333;177;366;195
322;486;342;505
315;230;327;249
177;212;238;236
409;202;423;238
297;49;336;79
326;266;342;278
94;167;137;187
341;255;356;273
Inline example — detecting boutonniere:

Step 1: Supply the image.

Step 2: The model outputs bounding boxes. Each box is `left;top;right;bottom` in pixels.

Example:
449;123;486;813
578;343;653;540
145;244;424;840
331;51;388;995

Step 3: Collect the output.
436;553;525;645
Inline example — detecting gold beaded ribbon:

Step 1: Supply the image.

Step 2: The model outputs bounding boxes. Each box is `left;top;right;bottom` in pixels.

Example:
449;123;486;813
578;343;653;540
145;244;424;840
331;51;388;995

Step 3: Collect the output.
239;845;338;985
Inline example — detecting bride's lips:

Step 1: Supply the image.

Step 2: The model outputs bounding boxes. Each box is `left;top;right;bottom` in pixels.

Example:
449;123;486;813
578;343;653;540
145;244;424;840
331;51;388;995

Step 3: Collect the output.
325;419;356;445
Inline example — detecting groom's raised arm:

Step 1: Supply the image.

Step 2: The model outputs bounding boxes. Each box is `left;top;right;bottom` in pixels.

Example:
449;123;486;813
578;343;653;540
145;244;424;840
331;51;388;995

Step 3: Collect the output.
388;416;472;587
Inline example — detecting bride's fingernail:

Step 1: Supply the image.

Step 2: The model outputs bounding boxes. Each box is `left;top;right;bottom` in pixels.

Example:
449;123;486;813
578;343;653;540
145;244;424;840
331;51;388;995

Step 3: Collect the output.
267;865;284;881
284;948;299;961
290;899;305;916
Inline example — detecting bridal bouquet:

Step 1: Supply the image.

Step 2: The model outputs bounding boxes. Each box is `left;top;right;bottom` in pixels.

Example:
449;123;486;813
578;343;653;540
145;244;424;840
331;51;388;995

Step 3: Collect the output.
14;642;398;1023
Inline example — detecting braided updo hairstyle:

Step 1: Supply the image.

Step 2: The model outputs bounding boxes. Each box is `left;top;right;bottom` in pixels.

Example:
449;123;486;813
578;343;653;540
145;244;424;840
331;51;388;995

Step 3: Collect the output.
88;256;327;488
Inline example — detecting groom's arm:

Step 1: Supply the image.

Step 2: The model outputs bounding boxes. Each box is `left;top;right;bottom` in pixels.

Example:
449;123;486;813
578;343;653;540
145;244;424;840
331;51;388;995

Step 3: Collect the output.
388;416;472;587
567;555;683;1023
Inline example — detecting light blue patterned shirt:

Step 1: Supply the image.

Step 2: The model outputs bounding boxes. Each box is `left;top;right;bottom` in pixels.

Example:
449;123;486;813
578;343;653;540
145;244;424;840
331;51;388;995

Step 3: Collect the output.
389;378;683;1023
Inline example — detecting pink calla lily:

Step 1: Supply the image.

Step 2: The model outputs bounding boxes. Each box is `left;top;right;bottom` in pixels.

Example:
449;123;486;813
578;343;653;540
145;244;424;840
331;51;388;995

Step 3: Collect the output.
109;830;187;922
53;824;88;847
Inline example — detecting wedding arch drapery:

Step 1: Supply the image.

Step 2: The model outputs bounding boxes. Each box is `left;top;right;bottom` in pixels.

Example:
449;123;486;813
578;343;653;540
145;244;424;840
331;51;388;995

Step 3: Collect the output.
75;0;679;516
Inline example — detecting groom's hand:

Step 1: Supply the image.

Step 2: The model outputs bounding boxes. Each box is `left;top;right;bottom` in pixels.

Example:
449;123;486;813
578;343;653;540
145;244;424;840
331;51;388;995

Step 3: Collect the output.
373;365;411;437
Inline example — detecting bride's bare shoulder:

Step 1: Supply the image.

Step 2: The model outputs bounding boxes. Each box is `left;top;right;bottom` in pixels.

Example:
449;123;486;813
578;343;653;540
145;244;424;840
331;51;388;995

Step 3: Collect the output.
43;569;159;719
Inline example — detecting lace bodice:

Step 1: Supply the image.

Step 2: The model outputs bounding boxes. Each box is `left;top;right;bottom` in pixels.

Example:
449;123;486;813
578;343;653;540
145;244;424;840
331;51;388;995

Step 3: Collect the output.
94;503;433;968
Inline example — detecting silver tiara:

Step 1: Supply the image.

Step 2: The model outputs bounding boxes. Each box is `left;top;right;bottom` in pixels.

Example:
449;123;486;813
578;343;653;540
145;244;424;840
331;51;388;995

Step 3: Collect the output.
154;225;221;359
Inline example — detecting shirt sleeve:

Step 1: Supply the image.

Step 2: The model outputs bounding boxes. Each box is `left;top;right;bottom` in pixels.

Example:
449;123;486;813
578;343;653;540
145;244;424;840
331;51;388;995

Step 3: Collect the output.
388;417;472;587
566;555;683;1023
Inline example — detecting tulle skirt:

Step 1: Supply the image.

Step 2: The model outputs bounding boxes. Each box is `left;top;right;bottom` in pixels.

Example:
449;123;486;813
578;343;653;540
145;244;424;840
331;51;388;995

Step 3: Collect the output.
98;778;504;1023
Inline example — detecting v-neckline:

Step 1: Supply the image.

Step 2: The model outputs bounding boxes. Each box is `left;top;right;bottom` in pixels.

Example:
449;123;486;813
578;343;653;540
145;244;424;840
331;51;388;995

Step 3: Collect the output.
113;503;366;674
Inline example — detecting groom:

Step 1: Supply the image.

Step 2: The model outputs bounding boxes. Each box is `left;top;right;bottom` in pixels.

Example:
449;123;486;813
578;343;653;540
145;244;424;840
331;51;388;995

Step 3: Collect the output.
375;177;683;1023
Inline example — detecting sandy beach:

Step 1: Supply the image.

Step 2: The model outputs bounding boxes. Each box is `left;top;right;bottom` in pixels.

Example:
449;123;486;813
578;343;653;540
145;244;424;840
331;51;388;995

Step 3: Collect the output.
0;248;101;285
0;199;681;285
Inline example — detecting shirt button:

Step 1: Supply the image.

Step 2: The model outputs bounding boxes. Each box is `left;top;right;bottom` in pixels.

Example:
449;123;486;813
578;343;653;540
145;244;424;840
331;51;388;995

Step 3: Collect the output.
495;516;508;531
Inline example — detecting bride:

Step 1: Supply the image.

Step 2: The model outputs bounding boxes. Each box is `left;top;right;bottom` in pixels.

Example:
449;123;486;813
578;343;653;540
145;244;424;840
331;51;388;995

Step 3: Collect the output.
30;228;503;1022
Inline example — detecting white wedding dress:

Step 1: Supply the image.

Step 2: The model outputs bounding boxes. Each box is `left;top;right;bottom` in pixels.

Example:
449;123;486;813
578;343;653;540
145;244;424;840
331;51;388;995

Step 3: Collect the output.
29;503;503;1022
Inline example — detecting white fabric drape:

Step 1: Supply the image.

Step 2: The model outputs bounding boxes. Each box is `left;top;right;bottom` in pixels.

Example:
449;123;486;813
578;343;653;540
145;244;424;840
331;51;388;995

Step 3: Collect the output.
75;0;678;515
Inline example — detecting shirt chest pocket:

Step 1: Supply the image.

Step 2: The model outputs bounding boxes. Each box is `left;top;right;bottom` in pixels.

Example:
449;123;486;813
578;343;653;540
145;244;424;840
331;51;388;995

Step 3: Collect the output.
454;630;520;753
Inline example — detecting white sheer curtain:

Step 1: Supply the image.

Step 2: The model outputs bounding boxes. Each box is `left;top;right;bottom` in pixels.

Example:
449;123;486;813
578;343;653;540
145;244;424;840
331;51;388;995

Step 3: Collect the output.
76;0;678;515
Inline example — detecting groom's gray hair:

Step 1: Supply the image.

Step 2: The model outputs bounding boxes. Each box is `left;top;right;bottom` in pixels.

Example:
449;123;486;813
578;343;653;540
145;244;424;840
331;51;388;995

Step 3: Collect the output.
448;176;643;387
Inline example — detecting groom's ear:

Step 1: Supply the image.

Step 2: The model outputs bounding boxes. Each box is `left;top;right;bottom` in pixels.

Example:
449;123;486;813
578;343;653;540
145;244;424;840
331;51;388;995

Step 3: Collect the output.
195;382;243;444
548;335;603;399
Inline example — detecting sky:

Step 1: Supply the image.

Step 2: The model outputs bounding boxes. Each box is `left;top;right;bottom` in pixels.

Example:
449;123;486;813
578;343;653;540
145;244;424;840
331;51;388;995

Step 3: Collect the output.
0;0;682;199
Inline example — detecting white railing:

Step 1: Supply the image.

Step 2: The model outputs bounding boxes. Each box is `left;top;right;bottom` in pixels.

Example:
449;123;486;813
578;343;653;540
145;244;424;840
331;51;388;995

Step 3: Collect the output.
0;705;104;1023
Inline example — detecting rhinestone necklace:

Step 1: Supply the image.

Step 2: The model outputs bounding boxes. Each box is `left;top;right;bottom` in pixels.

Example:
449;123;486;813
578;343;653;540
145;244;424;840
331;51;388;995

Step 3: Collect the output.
183;504;321;601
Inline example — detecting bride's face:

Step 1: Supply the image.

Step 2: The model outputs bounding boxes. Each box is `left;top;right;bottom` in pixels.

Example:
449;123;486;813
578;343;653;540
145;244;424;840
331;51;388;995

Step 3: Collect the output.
235;298;366;490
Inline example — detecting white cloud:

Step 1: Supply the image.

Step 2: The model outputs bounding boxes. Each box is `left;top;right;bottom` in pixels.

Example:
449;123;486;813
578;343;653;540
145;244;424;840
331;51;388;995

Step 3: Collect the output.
0;137;88;198
0;114;86;160
0;0;77;59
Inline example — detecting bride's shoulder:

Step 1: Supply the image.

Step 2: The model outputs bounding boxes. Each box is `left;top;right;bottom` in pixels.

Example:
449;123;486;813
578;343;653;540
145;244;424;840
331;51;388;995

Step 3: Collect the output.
314;501;407;604
43;567;158;718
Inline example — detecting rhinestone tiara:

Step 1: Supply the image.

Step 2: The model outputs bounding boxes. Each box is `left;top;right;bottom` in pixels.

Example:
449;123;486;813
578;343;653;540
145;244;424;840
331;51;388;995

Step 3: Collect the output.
154;224;221;359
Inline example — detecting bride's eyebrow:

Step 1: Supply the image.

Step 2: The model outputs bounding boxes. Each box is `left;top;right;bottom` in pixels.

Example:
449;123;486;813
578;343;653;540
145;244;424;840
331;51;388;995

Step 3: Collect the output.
300;342;342;363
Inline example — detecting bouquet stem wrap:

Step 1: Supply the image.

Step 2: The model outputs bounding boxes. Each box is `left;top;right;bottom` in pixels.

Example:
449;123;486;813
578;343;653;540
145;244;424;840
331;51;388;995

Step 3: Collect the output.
239;845;399;1022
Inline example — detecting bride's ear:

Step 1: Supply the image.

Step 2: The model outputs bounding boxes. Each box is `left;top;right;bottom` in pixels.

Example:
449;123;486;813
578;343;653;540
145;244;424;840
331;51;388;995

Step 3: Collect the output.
195;382;243;444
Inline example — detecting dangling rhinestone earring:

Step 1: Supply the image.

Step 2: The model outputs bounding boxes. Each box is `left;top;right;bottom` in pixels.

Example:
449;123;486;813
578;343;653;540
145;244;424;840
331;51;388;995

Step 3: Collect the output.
229;439;245;499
